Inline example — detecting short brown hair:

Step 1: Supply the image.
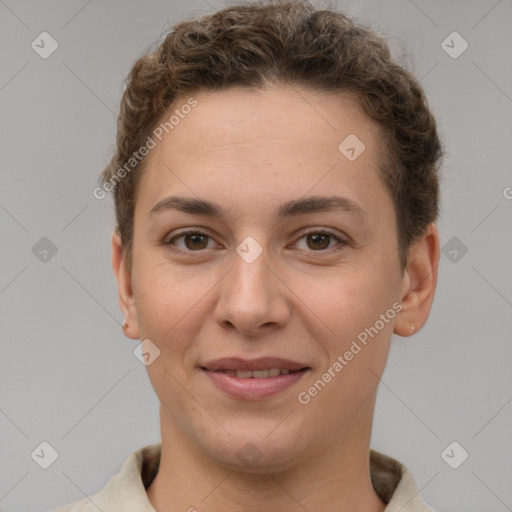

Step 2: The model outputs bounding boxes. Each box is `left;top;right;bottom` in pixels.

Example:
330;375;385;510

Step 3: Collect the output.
102;0;442;270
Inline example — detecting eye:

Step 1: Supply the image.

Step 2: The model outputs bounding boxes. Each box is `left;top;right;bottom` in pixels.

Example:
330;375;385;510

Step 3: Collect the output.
292;229;347;252
163;227;348;253
164;229;218;251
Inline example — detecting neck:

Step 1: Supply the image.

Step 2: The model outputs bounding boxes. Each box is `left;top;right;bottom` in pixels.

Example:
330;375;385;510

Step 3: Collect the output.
147;401;387;512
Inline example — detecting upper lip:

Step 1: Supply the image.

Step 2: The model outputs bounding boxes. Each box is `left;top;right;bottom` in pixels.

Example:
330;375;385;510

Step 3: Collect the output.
201;357;309;372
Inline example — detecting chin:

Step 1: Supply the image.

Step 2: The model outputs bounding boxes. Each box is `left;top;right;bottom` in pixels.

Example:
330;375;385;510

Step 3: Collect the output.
199;425;307;474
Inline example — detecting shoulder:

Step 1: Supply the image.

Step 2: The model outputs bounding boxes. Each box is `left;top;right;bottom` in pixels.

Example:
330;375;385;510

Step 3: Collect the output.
370;448;437;512
50;443;161;512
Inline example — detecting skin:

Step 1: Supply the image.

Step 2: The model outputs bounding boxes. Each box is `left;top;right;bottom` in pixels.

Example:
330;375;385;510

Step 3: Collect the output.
112;84;440;512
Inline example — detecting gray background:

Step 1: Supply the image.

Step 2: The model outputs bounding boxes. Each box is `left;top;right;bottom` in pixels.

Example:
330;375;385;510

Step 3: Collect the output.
1;0;511;511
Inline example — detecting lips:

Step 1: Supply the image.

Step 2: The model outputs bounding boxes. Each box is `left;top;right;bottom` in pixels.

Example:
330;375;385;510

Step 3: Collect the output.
201;357;310;400
201;357;308;373
215;368;293;378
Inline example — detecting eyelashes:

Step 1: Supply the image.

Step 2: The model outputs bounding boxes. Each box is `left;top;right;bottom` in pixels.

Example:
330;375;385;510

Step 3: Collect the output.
163;227;350;255
293;228;347;252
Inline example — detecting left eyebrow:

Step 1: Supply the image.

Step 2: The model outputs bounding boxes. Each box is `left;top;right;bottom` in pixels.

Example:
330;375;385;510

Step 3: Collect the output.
148;194;368;222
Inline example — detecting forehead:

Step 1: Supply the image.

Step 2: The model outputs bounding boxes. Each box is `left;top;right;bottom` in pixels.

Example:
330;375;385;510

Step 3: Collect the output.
135;85;392;224
161;85;376;155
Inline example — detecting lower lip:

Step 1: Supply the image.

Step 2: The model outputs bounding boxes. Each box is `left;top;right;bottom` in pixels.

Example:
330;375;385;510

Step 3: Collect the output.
203;369;308;400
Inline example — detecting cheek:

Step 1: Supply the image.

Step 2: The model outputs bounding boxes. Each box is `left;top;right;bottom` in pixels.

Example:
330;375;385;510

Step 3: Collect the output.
133;248;188;316
298;263;394;333
295;271;395;425
131;256;202;352
133;262;205;415
297;264;397;381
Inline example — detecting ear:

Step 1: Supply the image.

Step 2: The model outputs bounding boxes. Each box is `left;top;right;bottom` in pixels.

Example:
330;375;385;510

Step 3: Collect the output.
111;231;140;340
394;223;440;337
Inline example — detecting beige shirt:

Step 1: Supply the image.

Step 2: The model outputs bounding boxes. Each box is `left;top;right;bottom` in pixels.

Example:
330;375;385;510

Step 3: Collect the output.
52;443;436;511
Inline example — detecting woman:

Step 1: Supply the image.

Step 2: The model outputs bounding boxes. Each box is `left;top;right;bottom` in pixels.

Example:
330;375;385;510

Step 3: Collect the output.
55;1;442;510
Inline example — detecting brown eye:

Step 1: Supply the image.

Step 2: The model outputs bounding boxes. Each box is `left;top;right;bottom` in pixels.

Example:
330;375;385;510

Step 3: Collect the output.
305;233;331;250
165;231;214;251
165;228;347;254
294;229;346;252
183;233;209;250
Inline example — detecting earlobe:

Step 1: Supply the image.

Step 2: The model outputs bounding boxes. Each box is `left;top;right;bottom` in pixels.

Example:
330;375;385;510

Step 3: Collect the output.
111;231;140;340
394;224;440;337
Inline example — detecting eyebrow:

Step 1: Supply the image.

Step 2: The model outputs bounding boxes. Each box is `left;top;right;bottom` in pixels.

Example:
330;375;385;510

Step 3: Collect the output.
149;194;367;222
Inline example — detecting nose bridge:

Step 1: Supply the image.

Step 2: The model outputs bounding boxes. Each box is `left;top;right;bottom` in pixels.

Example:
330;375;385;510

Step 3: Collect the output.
229;241;272;308
234;245;268;293
214;236;289;334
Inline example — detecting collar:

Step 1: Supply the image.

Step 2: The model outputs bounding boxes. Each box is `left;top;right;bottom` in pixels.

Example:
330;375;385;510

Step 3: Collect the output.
53;443;435;511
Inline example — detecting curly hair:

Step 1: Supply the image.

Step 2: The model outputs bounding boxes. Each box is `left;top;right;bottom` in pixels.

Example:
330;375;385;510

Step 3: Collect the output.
101;0;442;270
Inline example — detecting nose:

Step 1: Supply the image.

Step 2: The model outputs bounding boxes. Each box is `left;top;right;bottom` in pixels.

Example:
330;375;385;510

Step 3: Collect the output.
214;245;291;337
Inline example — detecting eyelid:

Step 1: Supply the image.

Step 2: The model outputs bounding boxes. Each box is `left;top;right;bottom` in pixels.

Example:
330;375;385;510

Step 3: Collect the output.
164;227;221;251
163;226;349;252
289;227;349;251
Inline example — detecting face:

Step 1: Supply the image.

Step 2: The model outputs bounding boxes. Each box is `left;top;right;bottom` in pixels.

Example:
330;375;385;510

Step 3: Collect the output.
114;85;437;472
